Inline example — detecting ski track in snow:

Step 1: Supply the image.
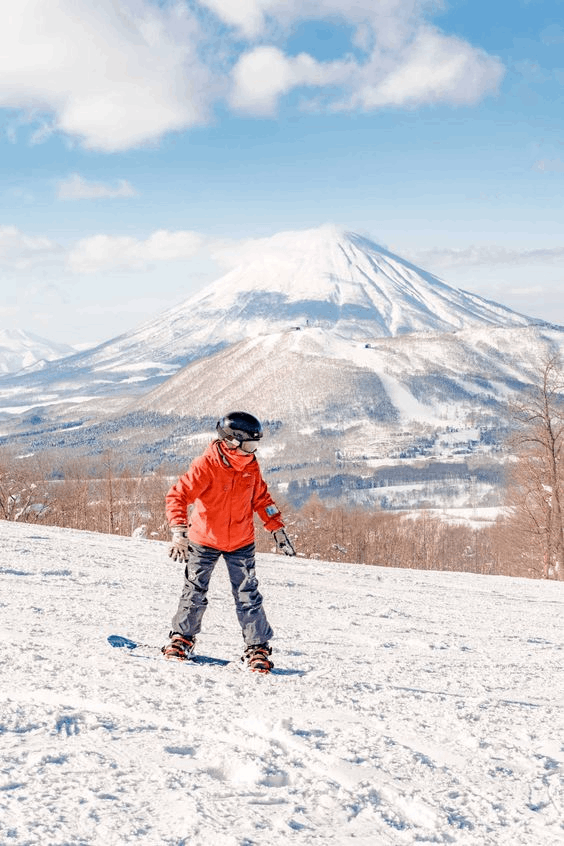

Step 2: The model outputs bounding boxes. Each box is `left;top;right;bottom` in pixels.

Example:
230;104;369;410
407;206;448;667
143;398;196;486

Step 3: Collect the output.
0;521;563;846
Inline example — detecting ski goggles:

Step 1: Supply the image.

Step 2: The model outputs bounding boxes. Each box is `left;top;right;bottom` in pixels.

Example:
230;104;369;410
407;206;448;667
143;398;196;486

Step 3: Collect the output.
240;440;259;453
222;435;260;453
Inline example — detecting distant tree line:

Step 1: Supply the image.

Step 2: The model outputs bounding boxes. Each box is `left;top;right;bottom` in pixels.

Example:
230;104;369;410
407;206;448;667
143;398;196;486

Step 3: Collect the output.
255;497;507;576
0;450;172;539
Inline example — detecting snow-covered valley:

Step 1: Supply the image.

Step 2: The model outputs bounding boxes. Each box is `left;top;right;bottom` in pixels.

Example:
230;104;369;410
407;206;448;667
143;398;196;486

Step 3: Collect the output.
1;520;562;845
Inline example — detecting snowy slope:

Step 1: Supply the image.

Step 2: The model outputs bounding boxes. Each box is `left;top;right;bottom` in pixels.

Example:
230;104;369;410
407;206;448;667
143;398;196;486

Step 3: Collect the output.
1;520;562;846
0;328;74;375
0;225;543;414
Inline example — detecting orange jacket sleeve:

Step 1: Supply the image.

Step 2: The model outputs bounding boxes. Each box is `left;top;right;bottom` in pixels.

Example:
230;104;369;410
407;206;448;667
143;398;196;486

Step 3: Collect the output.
252;472;285;532
165;456;209;527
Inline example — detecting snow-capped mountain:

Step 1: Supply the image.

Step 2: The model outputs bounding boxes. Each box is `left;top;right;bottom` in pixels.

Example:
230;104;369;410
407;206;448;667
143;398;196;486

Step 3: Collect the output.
0;328;74;375
63;224;540;368
177;224;536;340
0;225;543;417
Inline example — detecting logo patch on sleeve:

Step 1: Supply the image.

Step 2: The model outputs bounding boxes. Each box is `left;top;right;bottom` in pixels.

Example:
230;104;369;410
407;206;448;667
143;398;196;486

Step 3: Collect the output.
266;505;279;516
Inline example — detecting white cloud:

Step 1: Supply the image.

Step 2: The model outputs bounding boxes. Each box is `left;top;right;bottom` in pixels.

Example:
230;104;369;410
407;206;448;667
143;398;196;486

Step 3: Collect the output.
354;28;504;109
67;229;205;273
0;0;211;152
57;173;138;200
0;304;19;319
0;0;505;150
533;159;564;173
230;47;353;115
541;23;564;45
198;0;429;44
75;297;172;317
0;226;63;270
208;223;346;268
228;15;503;117
7;220;563;281
508;286;544;298
409;243;564;269
197;0;271;38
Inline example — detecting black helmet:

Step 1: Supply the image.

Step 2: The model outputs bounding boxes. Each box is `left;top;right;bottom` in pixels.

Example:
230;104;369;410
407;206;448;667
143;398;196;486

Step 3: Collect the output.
216;411;263;450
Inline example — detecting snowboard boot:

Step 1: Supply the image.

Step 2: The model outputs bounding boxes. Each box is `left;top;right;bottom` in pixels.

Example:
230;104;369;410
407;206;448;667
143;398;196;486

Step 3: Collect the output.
242;643;273;674
162;633;195;661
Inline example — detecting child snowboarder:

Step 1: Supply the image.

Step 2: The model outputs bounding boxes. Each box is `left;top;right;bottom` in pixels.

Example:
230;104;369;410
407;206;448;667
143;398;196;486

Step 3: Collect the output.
163;411;296;673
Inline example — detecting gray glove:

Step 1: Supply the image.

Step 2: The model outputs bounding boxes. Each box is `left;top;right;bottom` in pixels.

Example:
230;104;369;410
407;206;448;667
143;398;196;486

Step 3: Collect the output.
272;528;296;556
169;525;189;562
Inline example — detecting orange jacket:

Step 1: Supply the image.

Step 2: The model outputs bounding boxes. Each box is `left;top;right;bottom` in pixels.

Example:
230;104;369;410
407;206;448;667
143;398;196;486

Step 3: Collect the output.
166;440;285;552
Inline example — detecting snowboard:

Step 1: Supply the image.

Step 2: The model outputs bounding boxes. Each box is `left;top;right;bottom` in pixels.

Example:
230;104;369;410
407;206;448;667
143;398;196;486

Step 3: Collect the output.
107;634;232;666
107;634;305;676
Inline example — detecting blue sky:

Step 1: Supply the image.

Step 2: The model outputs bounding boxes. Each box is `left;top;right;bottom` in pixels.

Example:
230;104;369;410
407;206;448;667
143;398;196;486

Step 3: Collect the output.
1;0;563;346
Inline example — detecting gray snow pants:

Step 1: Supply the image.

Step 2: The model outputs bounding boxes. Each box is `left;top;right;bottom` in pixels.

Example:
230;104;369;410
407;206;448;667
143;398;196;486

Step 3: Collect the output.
171;541;274;646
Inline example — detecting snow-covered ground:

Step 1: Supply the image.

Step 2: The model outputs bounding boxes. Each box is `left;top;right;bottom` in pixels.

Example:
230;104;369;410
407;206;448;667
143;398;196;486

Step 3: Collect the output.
0;520;562;846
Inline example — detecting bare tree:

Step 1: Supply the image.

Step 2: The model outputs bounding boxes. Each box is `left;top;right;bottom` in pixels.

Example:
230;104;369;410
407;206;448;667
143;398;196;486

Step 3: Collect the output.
0;449;51;522
506;354;564;579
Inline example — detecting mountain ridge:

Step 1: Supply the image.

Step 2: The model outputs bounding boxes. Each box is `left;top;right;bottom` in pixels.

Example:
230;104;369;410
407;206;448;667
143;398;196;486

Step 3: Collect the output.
0;327;75;376
131;322;564;426
0;226;545;416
